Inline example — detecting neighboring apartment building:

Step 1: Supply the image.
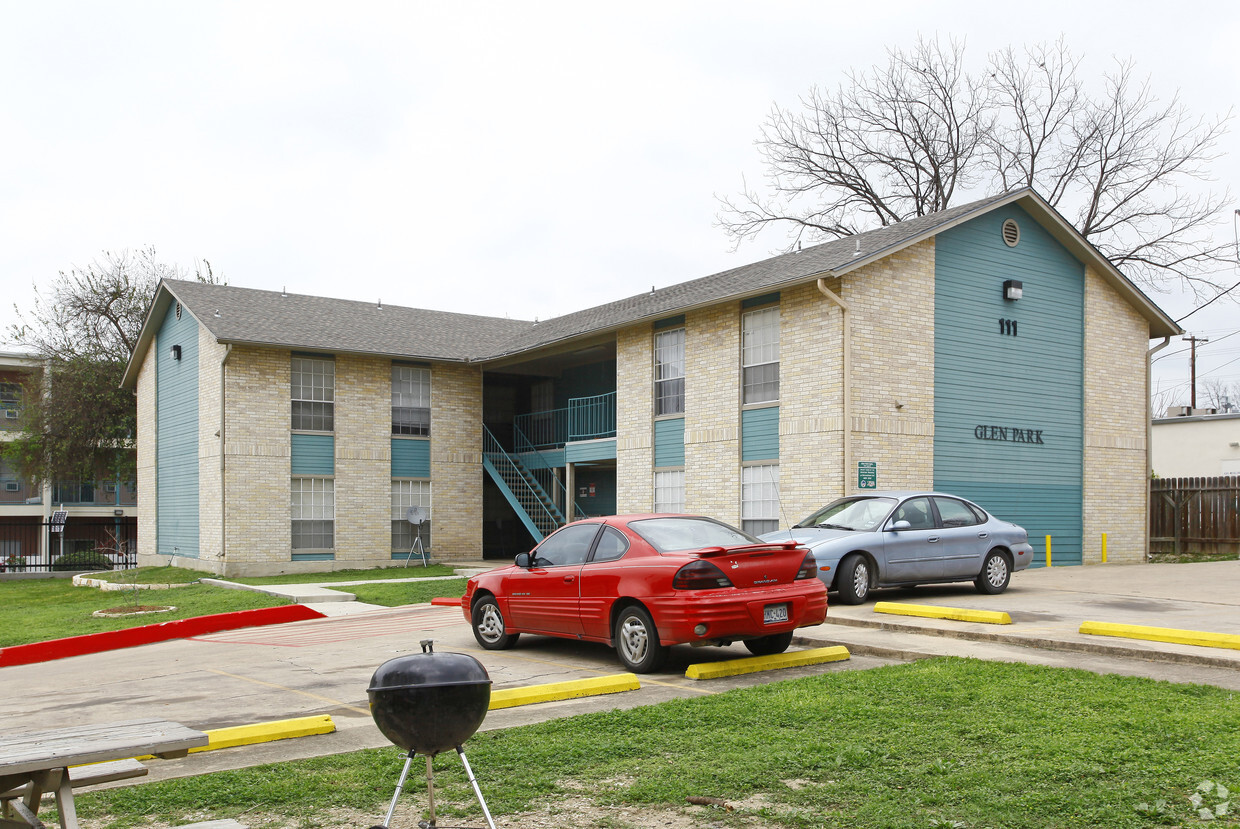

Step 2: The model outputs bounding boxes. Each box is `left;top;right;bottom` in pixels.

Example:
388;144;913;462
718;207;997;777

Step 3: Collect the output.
1151;411;1240;478
121;188;1180;577
0;351;138;571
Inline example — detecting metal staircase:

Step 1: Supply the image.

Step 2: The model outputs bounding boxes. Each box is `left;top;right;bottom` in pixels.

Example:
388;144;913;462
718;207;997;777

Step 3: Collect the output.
482;426;564;541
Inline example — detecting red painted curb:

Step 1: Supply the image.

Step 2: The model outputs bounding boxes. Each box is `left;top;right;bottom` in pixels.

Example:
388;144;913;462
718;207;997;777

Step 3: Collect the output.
0;604;326;668
430;597;461;607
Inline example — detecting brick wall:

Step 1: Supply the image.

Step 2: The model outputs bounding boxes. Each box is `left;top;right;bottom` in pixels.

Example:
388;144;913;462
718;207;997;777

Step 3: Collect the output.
429;363;484;559
684;302;742;525
1083;264;1150;563
334;354;391;565
616;326;653;512
135;347;158;567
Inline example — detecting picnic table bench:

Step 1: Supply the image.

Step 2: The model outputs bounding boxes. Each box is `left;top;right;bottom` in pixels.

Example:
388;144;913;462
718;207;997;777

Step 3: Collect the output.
0;718;207;829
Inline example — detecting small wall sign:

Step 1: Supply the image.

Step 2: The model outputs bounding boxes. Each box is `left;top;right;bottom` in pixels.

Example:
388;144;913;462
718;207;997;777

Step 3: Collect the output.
858;461;877;489
974;425;1045;445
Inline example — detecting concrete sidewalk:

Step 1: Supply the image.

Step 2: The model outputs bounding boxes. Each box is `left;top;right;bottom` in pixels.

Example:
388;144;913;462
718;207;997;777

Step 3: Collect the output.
795;559;1240;672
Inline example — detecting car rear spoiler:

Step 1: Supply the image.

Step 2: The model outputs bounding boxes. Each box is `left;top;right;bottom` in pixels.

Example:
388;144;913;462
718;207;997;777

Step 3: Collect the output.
694;540;804;557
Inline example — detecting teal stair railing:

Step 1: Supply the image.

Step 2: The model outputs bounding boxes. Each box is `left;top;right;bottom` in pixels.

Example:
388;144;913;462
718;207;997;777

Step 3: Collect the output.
482;425;563;541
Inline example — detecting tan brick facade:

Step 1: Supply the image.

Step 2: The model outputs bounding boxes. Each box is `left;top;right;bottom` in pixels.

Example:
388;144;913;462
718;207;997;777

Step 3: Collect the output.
615;326;654;512
429;363;484;559
683;303;742;525
1082;264;1150;564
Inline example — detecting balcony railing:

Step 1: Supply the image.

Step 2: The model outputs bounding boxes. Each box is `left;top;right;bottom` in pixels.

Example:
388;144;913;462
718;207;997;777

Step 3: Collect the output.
513;391;616;449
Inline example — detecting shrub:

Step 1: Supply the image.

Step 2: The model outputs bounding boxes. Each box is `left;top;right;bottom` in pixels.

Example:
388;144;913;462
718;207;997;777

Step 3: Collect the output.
52;550;114;571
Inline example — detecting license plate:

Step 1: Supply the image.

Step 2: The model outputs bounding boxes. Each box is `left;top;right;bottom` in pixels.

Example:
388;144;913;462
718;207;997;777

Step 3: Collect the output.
763;603;789;624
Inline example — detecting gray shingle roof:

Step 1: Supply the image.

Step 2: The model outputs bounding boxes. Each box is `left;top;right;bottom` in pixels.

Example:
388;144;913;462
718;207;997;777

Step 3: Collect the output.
161;279;535;362
123;187;1177;390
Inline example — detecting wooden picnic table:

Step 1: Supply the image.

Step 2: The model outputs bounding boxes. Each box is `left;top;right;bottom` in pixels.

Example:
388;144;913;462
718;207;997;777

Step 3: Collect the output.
0;718;207;829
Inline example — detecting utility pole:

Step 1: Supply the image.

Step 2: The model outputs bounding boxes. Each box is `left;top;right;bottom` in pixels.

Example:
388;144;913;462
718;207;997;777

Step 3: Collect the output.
1182;335;1209;409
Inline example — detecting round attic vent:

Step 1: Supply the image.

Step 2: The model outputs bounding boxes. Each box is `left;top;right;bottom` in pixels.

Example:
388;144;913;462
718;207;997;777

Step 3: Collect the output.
175;302;182;320
1002;218;1020;247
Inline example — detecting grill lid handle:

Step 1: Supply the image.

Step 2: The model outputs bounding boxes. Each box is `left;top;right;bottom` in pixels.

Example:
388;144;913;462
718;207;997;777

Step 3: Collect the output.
421;639;434;653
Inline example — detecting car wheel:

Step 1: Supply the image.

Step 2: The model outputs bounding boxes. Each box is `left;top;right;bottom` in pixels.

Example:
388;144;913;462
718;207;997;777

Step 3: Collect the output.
837;554;871;604
743;631;794;656
975;551;1011;595
471;596;519;650
613;605;667;673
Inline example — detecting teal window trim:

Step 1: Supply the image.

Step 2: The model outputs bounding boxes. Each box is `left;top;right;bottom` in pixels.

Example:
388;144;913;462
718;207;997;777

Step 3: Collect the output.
392;359;432;368
291;350;336;360
292;552;335;561
742;292;780;309
654;314;686;330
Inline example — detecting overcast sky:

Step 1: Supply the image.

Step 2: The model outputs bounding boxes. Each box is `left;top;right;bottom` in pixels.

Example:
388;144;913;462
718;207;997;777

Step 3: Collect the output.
2;1;1237;408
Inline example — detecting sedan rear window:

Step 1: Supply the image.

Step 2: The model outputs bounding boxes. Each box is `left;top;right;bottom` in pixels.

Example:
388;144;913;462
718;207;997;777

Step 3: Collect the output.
628;517;759;552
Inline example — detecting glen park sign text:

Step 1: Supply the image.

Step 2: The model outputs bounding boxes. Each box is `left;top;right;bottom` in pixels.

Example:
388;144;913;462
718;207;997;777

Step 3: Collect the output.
974;425;1045;445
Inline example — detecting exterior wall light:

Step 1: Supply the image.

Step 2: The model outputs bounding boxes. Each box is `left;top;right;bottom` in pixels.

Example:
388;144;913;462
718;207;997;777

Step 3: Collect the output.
171;345;182;360
1003;280;1023;301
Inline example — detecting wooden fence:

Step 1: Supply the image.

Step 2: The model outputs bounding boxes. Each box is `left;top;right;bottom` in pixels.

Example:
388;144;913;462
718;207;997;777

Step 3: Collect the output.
1149;476;1240;556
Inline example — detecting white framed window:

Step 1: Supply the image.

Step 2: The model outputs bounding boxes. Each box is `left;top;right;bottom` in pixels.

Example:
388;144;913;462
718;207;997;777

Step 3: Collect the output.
741;463;780;536
391;480;432;552
392;365;431;436
291;356;334;432
292;477;334;549
653;328;685;416
741;306;780;404
653;470;685;514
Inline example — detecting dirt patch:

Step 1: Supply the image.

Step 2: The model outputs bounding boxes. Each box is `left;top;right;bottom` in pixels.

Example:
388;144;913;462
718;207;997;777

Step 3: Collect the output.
90;605;176;617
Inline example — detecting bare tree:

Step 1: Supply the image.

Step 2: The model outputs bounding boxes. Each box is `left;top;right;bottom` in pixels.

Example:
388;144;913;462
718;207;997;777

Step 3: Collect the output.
1200;378;1240;413
718;36;1233;299
3;248;218;486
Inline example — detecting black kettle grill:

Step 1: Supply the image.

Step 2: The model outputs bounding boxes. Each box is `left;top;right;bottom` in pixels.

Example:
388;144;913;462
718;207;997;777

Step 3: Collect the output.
367;640;496;829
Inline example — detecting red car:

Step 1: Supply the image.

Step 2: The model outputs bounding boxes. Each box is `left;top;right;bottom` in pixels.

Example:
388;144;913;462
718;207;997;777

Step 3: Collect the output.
461;514;828;672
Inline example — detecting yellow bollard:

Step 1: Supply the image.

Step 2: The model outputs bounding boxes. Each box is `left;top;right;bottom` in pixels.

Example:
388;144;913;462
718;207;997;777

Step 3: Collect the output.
1045;535;1052;568
1101;533;1107;564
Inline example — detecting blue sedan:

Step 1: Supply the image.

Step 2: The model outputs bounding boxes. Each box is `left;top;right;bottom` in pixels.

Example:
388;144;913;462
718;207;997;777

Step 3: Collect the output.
761;491;1034;604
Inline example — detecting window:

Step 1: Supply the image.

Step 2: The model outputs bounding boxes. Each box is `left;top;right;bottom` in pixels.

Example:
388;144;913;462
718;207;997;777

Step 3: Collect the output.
892;497;935;530
531;523;601;567
292;478;334;549
741;306;779;404
653;470;685;514
741;463;780;536
933;497;982;528
653;328;685;416
591;526;630;563
291;357;334;432
0;382;21;412
391;480;432;552
53;481;94;504
392;365;430;436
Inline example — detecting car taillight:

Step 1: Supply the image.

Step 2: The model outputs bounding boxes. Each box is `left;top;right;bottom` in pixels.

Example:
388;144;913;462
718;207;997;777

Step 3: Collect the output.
673;559;733;589
795;551;818;580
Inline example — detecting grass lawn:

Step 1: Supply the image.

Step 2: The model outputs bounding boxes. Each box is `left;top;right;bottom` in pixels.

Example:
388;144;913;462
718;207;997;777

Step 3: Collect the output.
0;568;469;648
76;657;1240;829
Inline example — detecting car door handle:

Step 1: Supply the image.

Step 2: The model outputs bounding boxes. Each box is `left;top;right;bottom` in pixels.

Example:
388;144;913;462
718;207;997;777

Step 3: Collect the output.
563;575;575;583
977;532;989;539
927;536;939;543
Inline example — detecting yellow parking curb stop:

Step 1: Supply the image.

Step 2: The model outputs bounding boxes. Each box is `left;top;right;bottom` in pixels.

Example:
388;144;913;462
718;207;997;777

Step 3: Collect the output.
685;646;850;680
1079;621;1240;651
488;673;641;710
874;601;1012;625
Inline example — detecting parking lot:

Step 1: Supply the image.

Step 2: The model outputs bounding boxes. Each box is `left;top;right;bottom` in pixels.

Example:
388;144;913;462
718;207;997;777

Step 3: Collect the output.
2;560;1237;784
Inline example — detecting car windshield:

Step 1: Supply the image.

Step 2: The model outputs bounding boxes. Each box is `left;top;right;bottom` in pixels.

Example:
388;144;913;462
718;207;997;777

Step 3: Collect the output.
628;517;760;553
794;497;896;532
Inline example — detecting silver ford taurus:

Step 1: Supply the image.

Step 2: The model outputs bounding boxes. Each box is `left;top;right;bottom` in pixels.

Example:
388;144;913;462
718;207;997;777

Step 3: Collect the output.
761;491;1034;604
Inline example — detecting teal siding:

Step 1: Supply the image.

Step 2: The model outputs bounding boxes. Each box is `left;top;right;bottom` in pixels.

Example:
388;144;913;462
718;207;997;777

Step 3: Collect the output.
291;434;334;476
555;360;616;408
742;406;779;462
392;438;430;478
574;468;616;516
565;439;616;464
155;302;200;559
934;205;1084;564
653;418;685;468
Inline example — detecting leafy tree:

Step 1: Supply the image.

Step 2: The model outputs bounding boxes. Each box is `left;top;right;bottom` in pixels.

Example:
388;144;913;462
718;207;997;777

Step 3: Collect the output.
3;247;217;488
717;37;1233;300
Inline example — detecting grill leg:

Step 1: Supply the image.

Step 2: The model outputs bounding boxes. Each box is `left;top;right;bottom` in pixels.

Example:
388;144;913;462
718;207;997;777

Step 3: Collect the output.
377;751;416;829
423;755;436;829
455;746;497;829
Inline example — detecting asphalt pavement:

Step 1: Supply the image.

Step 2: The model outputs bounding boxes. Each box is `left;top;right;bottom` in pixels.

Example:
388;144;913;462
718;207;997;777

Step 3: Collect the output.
4;559;1238;788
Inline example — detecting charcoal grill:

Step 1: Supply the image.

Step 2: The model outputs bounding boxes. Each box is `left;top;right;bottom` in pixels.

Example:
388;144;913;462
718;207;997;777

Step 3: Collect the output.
367;640;496;829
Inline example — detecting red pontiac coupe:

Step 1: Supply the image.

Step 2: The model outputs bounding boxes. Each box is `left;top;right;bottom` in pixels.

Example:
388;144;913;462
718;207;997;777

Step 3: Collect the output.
461;514;828;672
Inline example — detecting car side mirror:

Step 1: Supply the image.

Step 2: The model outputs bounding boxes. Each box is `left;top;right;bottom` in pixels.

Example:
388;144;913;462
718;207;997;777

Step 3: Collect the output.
889;520;911;532
515;552;531;568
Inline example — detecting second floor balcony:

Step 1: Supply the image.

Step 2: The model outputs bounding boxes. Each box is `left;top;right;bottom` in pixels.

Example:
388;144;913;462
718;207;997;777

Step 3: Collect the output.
513;391;616;450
